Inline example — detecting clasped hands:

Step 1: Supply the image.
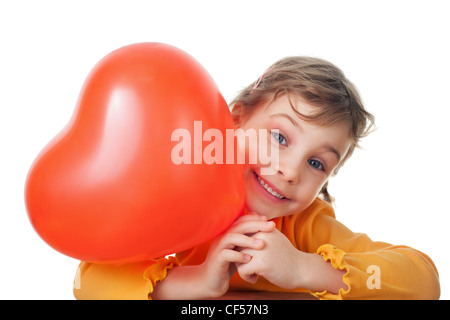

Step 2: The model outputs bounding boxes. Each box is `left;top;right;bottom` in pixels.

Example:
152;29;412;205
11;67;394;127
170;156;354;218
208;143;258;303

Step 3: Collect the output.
202;212;307;297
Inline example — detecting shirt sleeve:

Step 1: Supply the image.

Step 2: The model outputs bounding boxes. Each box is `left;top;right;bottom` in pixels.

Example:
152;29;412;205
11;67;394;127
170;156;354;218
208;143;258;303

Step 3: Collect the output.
73;256;178;300
295;200;440;300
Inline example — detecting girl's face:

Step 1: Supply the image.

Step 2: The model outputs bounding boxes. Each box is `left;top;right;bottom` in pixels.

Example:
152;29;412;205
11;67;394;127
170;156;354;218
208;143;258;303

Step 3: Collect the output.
237;95;352;220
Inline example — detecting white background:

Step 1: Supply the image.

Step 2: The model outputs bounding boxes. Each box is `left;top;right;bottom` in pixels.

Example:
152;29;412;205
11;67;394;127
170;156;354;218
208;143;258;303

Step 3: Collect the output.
1;0;449;299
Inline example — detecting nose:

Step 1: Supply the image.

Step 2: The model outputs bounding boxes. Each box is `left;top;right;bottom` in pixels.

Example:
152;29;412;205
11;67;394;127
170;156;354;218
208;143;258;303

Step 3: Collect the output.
277;159;301;184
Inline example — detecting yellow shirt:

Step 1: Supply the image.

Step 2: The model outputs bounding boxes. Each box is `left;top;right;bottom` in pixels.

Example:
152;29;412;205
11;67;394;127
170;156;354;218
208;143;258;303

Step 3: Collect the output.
73;198;440;300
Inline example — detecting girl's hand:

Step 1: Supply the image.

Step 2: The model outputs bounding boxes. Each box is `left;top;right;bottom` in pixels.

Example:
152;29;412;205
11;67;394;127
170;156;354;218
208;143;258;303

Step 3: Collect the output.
151;213;275;300
200;213;276;297
236;228;348;293
236;228;307;290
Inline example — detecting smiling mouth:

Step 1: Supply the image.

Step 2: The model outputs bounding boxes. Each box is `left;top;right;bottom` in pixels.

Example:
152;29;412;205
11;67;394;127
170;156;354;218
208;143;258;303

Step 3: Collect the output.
255;173;287;200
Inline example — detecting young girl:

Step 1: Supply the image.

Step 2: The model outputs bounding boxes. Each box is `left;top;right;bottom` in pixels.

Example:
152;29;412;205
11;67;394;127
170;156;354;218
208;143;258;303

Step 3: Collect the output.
73;56;440;300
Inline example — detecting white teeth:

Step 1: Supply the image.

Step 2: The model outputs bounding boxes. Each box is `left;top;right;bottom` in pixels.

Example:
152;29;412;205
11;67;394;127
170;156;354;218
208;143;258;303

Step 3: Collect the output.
257;175;285;199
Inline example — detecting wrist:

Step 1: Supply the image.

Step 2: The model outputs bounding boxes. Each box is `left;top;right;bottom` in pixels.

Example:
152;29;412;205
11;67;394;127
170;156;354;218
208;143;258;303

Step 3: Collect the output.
296;252;321;289
200;262;231;298
152;264;211;300
293;250;314;289
297;252;347;294
191;263;222;299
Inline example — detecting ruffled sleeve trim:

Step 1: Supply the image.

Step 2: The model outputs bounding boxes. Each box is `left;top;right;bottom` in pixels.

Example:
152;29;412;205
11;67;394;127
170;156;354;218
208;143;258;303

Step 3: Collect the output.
310;244;351;300
144;256;179;300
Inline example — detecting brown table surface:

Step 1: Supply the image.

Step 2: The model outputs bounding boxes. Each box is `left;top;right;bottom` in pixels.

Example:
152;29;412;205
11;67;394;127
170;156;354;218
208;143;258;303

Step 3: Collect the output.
209;290;318;300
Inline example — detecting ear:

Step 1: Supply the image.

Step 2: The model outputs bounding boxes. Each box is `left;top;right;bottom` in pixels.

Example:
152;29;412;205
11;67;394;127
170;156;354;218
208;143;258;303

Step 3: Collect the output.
230;103;244;128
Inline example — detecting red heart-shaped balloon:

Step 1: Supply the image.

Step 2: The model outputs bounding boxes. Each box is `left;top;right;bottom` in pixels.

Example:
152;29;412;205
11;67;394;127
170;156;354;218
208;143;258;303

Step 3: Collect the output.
25;43;245;263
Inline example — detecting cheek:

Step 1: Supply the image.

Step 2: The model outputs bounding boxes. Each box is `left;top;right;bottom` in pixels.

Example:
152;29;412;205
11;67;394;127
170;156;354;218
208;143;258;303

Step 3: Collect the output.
238;133;275;174
293;176;326;204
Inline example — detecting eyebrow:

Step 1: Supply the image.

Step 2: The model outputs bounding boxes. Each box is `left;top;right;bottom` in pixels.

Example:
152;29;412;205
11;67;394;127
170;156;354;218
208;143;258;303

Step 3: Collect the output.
270;113;342;162
324;146;341;162
269;113;301;130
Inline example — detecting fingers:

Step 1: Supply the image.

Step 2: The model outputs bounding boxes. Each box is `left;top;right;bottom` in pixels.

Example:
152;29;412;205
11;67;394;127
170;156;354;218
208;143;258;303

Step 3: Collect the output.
210;213;276;281
241;273;258;284
218;220;274;253
217;214;275;254
236;260;259;284
234;250;261;284
219;249;252;265
229;219;276;236
231;212;268;224
220;232;265;251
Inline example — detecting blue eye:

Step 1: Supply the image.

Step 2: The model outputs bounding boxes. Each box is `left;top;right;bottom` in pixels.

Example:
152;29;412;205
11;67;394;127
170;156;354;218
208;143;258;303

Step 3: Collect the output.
308;159;325;171
271;131;287;146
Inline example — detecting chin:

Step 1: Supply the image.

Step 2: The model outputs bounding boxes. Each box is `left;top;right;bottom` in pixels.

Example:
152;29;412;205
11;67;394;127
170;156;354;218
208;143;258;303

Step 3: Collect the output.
244;196;282;220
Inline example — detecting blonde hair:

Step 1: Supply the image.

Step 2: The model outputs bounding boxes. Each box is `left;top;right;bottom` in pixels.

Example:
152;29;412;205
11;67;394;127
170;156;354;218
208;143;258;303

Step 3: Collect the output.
230;56;375;203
